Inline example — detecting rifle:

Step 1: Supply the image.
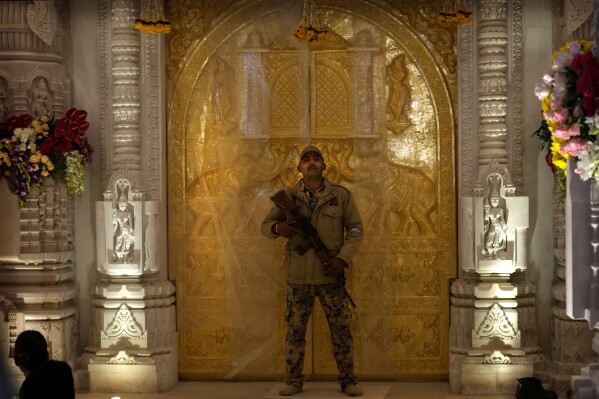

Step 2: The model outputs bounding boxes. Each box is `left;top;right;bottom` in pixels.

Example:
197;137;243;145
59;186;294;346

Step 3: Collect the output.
270;189;356;308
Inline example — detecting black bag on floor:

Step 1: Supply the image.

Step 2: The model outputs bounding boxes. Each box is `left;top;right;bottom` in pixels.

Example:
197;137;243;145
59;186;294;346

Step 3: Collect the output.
515;377;558;399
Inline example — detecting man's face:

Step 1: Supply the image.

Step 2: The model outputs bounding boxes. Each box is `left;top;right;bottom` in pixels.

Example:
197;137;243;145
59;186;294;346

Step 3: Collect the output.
298;152;326;178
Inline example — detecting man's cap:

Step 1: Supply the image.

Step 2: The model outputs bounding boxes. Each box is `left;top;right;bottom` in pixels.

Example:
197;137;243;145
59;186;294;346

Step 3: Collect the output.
299;145;324;161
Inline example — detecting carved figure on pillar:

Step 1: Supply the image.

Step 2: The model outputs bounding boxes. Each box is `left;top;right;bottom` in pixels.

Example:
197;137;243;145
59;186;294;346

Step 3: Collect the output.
28;78;51;119
112;180;135;263
0;79;10;123
482;179;508;259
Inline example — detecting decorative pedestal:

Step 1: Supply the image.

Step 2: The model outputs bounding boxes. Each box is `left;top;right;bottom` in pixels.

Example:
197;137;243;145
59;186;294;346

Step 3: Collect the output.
450;163;542;394
83;173;177;393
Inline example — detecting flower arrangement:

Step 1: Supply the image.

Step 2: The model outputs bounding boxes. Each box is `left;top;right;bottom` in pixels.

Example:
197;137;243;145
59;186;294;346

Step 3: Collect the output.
534;39;599;184
134;18;171;34
291;24;328;43
0;108;93;206
437;8;473;26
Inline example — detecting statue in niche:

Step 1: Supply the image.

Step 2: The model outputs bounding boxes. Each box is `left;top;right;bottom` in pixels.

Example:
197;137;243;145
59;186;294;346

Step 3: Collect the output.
144;211;157;271
0;79;10;123
28;78;51;119
210;57;236;134
112;180;135;263
386;54;411;132
482;175;508;259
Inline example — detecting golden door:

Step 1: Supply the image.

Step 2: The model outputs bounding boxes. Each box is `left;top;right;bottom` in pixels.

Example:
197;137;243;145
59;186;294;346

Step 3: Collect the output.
167;0;456;381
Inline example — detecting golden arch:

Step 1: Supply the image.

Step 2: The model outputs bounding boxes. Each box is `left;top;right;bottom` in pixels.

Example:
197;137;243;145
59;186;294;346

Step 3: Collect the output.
168;0;456;380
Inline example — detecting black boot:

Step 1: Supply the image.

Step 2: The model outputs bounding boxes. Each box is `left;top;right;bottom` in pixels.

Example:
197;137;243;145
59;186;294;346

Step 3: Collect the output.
515;377;558;399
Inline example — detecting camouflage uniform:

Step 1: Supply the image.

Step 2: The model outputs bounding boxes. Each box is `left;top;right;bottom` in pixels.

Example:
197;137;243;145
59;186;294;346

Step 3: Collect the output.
262;177;364;389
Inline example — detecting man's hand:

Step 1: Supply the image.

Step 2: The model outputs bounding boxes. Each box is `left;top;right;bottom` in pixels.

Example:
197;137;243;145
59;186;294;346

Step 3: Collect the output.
274;220;301;238
324;257;347;277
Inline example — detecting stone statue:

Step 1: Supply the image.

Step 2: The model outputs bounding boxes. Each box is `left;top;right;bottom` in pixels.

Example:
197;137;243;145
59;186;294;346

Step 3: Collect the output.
387;54;411;129
29;78;50;119
482;186;507;259
0;79;10;123
112;180;135;263
211;57;234;129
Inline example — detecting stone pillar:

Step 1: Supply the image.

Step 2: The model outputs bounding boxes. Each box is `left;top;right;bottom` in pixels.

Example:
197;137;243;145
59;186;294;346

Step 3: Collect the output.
83;0;176;393
0;1;77;396
450;0;542;394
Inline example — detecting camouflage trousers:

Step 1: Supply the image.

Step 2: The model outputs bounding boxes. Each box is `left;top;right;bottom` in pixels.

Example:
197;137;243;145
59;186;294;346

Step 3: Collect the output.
284;282;356;388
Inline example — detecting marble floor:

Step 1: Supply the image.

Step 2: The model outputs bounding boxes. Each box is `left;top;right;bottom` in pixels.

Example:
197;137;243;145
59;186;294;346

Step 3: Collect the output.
77;381;515;399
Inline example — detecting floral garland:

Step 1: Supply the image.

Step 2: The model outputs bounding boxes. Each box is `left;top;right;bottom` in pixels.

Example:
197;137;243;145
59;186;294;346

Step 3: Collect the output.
0;108;93;206
291;23;328;43
134;18;171;34
437;8;473;26
534;39;599;183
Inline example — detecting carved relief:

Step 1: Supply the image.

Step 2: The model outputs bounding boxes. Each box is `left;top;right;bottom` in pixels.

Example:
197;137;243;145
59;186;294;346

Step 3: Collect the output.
26;0;57;47
387;54;411;133
482;175;508;260
211;57;236;133
0;77;11;123
473;303;519;341
101;304;147;342
112;179;135;263
108;350;138;364
28;77;52;119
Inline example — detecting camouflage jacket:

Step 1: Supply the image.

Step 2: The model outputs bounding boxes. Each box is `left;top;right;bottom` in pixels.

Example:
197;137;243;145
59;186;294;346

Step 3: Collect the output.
261;178;364;284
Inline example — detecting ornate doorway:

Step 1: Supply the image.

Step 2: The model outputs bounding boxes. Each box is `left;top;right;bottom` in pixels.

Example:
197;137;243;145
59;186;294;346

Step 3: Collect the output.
167;0;456;380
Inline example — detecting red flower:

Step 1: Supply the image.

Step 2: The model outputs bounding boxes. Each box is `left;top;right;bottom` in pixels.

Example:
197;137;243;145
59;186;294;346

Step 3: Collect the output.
573;52;599;116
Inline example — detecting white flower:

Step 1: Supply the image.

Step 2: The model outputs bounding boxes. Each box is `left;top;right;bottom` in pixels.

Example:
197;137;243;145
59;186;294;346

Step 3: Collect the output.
586;113;599;135
577;143;599;181
534;83;550;100
542;71;554;84
14;127;33;143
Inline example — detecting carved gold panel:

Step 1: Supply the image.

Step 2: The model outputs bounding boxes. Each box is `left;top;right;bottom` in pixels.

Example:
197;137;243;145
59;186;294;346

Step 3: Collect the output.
167;0;456;381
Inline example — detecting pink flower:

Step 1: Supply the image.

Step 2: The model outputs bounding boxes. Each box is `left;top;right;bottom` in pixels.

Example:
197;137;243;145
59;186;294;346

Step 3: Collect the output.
552;125;572;139
553;124;581;140
559;138;590;156
544;109;569;124
573;106;583;118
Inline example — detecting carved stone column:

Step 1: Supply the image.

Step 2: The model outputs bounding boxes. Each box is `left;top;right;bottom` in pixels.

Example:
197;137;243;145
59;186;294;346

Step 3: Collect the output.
0;1;77;396
83;0;176;393
451;0;542;394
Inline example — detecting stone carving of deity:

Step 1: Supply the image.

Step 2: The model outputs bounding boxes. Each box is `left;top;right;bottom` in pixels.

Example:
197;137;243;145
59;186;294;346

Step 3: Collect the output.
211;57;236;133
28;78;51;119
482;178;508;259
0;79;10;123
112;180;135;263
387;54;411;130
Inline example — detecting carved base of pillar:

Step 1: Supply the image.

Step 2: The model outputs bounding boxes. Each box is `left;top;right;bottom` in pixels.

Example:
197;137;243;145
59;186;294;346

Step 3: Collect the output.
450;352;542;394
85;344;177;393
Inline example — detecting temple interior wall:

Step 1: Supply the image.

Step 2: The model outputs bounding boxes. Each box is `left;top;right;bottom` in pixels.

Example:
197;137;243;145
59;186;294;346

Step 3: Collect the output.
0;0;586;391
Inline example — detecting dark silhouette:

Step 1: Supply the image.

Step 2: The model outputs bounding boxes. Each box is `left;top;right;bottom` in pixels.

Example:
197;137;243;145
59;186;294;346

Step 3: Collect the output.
14;330;74;399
